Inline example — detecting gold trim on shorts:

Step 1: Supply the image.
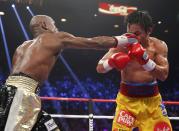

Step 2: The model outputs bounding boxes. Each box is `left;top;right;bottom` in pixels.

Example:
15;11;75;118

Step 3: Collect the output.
5;75;38;92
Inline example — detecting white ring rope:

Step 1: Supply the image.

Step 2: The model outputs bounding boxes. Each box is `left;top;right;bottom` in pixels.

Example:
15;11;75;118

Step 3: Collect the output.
50;114;179;120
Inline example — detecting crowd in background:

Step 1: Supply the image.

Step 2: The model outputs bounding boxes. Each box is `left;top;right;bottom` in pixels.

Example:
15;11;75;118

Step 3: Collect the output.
0;70;179;130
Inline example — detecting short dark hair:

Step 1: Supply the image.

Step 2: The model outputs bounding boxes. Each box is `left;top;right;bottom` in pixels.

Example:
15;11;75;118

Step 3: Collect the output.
125;11;153;32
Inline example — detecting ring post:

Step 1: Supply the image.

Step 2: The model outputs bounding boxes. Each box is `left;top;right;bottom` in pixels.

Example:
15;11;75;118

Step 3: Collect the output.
88;99;94;131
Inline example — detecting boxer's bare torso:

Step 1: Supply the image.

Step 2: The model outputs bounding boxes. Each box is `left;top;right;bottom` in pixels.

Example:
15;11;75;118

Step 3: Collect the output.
12;32;116;84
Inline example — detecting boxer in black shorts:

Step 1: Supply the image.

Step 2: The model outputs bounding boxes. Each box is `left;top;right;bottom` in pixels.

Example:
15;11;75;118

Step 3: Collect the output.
0;15;128;130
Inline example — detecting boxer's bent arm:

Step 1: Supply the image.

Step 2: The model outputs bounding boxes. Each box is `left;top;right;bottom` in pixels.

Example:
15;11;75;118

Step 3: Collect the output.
151;42;169;81
96;48;121;73
151;54;169;81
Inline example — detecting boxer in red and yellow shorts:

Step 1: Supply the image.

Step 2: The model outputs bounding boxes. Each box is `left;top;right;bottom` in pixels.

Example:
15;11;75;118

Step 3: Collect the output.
96;10;173;131
112;81;172;131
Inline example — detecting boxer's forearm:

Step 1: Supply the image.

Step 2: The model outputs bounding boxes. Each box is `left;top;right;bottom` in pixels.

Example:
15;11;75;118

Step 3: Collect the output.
151;65;169;81
150;51;169;81
63;36;116;49
90;36;117;49
87;33;138;49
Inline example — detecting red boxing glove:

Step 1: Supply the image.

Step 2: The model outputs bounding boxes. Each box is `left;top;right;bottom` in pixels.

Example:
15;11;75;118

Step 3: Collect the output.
99;52;130;72
114;33;138;48
128;43;156;71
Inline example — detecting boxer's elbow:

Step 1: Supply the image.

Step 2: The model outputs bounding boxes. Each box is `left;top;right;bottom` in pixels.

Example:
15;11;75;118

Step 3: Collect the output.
159;73;168;81
158;75;166;81
96;65;106;73
158;70;168;81
153;65;168;81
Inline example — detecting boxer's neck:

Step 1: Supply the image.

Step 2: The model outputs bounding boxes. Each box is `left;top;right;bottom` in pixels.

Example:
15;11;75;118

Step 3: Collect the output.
141;36;150;47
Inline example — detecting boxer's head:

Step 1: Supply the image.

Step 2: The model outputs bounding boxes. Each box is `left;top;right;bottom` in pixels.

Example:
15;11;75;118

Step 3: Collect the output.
125;11;153;44
30;15;58;37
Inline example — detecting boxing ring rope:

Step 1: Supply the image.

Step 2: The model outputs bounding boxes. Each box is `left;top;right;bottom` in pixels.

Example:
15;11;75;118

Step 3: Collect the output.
41;97;179;130
41;96;179;105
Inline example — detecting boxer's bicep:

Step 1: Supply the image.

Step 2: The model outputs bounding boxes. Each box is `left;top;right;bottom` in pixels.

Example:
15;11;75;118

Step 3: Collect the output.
151;41;169;81
155;53;168;68
154;41;169;68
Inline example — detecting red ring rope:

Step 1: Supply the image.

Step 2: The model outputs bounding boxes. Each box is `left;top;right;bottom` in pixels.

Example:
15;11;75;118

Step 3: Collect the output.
40;97;179;105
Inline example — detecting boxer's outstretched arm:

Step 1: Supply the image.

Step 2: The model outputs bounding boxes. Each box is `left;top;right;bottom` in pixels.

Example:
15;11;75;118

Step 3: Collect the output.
61;32;117;50
151;41;169;81
61;32;138;50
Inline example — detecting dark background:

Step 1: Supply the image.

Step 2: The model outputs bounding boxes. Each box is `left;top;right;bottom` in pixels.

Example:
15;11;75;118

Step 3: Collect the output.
0;0;179;130
0;0;179;77
0;0;179;78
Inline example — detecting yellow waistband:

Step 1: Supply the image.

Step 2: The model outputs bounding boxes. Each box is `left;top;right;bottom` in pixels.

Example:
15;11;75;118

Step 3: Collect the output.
5;75;39;93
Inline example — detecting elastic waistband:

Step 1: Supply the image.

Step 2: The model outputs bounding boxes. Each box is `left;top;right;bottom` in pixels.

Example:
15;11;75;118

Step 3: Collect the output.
120;82;159;98
122;81;158;86
5;73;39;93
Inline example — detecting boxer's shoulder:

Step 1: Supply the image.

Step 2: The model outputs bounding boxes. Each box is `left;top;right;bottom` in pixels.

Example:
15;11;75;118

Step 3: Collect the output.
16;40;33;52
150;37;167;46
36;32;74;42
149;37;167;51
149;37;168;57
56;31;75;39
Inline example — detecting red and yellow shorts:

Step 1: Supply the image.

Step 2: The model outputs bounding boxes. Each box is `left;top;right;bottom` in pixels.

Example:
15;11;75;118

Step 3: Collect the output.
112;82;172;131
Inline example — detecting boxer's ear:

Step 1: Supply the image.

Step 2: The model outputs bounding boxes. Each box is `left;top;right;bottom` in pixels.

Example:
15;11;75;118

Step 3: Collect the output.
147;27;153;35
41;21;48;30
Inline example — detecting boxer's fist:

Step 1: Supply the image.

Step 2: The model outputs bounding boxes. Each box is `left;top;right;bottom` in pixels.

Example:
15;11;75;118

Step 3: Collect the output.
128;43;156;71
99;52;130;72
114;33;138;48
128;43;148;64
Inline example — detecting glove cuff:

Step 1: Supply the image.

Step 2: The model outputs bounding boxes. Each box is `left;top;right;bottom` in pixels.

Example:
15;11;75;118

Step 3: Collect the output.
142;59;156;71
103;59;113;72
98;59;105;65
114;36;128;47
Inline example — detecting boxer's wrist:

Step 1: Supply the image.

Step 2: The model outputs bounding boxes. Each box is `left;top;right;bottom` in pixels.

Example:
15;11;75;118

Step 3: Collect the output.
102;59;113;72
98;59;105;65
114;33;138;48
142;59;156;71
98;59;113;72
113;36;129;48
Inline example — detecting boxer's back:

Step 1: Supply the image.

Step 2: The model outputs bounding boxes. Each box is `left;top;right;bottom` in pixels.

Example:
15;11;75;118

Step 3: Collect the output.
12;33;63;84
